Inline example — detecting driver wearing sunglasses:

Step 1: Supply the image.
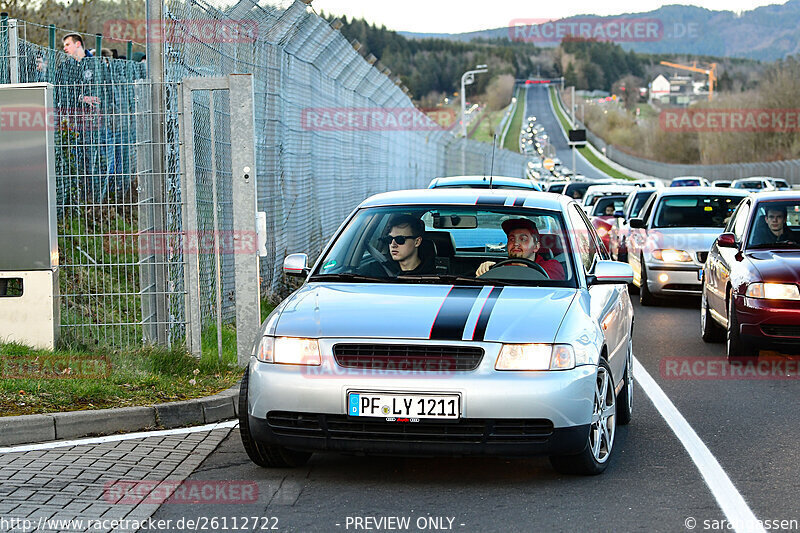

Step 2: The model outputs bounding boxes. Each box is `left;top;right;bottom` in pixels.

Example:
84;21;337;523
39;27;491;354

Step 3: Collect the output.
381;215;435;275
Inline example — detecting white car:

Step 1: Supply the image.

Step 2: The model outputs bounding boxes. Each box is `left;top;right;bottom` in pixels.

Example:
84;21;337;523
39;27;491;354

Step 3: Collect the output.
626;187;747;305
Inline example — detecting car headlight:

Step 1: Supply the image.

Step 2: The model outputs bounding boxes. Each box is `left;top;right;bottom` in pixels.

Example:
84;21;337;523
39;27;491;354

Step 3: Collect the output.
652;249;692;262
496;344;581;371
255;336;321;365
745;282;800;300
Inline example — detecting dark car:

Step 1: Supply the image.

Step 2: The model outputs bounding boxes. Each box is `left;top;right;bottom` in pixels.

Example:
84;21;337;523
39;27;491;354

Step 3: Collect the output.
701;192;800;359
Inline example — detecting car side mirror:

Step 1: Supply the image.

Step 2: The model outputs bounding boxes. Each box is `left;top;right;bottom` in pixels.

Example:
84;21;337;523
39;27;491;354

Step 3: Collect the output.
284;253;309;277
589;260;634;285
717;232;737;249
629;218;645;229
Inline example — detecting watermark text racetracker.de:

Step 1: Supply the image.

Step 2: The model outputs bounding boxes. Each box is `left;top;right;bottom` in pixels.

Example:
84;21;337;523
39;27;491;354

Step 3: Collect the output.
104;19;259;43
301;107;457;131
661;108;800;133
508;17;699;43
662;356;800;380
1;354;110;379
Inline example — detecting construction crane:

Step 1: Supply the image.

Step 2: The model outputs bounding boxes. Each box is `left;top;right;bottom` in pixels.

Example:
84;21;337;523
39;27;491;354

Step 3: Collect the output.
659;61;717;101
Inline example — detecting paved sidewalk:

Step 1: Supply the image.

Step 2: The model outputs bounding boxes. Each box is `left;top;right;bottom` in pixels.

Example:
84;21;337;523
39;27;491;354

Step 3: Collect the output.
0;425;234;533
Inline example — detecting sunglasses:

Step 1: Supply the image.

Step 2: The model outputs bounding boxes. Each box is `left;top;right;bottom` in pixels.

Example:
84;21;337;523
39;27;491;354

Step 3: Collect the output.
380;235;416;246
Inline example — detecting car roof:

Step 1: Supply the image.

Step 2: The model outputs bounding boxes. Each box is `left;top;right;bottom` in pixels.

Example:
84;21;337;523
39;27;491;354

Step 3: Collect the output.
429;176;537;188
747;191;800;202
654;186;748;198
584;184;637;193
360;188;569;210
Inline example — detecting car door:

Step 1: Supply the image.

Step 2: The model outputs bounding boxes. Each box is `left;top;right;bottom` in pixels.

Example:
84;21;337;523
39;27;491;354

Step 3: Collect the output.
568;205;626;379
709;199;751;320
627;192;658;284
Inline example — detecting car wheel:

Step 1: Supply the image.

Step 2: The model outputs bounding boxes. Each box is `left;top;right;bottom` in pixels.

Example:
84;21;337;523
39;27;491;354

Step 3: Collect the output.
639;259;656;306
550;359;616;475
239;366;312;468
616;336;633;426
726;293;756;362
701;286;725;343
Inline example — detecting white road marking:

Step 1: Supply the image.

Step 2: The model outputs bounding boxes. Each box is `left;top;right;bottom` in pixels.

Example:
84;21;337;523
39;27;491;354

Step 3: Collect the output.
633;355;765;533
0;420;238;454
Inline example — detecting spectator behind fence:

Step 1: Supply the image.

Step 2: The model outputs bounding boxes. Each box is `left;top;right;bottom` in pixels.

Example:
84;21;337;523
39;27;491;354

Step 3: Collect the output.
55;34;118;203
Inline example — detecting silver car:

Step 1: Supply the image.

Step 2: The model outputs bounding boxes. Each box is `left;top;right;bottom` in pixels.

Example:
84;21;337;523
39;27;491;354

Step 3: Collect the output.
626;187;747;305
240;189;635;475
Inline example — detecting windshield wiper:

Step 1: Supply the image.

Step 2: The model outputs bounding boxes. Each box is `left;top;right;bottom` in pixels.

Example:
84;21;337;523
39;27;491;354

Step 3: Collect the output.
308;273;389;283
747;242;800;250
396;274;512;286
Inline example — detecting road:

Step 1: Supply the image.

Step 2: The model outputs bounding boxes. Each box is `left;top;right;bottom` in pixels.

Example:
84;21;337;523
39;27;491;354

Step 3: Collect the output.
525;84;609;181
3;297;796;532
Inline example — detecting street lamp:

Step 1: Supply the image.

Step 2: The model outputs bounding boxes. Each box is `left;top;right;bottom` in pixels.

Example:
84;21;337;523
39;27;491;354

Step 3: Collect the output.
460;64;488;175
460;64;488;139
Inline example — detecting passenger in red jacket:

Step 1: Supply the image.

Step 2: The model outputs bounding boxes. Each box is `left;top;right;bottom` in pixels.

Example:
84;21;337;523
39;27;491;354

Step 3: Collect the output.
476;218;565;280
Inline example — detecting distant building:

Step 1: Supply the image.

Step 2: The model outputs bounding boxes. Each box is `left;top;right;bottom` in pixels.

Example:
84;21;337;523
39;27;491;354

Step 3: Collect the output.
650;74;706;106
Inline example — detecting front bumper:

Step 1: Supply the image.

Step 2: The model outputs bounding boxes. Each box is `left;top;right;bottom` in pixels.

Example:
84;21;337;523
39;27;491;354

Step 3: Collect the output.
737;295;800;350
645;262;703;295
246;341;598;457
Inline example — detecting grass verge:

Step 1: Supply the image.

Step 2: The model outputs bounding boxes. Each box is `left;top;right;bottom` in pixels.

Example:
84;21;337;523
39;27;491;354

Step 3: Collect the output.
0;301;277;417
547;87;635;181
503;88;524;153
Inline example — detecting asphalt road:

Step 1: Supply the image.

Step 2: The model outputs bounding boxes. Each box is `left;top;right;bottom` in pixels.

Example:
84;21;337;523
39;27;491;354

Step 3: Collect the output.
524;84;610;181
147;295;800;533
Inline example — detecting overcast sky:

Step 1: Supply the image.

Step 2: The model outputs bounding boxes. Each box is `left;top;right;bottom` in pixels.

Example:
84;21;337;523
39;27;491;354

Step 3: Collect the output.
315;0;787;34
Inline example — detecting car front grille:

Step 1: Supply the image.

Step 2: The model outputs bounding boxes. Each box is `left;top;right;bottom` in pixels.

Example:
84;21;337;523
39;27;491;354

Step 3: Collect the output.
266;412;554;444
696;251;709;264
761;325;800;338
332;344;484;372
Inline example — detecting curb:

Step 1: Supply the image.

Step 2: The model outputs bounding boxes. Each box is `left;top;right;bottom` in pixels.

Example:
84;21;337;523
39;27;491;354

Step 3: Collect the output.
0;384;240;447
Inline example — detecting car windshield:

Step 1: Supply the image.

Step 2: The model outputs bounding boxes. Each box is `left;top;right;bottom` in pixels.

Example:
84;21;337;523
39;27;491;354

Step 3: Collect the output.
592;196;626;216
653;195;743;228
734;181;763;189
311;205;577;287
672;179;701;187
747;201;800;249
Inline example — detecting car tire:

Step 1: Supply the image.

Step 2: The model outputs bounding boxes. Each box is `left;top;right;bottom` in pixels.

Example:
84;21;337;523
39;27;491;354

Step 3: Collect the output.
616;337;633;426
701;286;725;343
239;366;312;468
639;259;656;306
726;293;756;362
549;359;616;476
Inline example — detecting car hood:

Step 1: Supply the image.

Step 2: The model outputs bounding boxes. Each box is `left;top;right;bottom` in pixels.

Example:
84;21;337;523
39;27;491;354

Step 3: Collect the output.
274;283;577;344
747;250;800;284
647;227;725;252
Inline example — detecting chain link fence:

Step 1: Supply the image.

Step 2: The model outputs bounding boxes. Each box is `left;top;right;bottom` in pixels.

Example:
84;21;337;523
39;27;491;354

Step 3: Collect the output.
0;2;529;349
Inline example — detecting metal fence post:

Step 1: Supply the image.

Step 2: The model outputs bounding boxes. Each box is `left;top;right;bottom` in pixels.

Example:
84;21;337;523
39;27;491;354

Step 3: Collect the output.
146;0;169;345
8;18;17;83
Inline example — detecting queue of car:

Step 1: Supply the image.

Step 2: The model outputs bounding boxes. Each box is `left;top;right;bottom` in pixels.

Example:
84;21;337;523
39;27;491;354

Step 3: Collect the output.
239;164;798;476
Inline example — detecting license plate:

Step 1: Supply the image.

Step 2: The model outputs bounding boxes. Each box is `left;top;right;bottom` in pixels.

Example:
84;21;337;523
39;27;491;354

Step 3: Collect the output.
348;392;460;420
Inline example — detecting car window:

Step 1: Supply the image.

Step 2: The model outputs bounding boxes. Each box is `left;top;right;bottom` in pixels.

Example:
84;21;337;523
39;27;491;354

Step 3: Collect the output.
629;191;655;218
729;200;751;240
568;205;599;273
637;193;657;224
592;197;626;216
312;205;577;287
653;195;743;228
746;201;800;249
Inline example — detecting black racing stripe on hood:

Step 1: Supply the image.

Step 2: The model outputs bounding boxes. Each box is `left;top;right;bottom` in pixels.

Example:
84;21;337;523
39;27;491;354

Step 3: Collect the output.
471;286;504;341
429;286;483;341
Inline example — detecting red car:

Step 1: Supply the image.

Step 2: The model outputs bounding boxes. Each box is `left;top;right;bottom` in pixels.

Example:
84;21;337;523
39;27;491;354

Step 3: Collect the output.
701;192;800;359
